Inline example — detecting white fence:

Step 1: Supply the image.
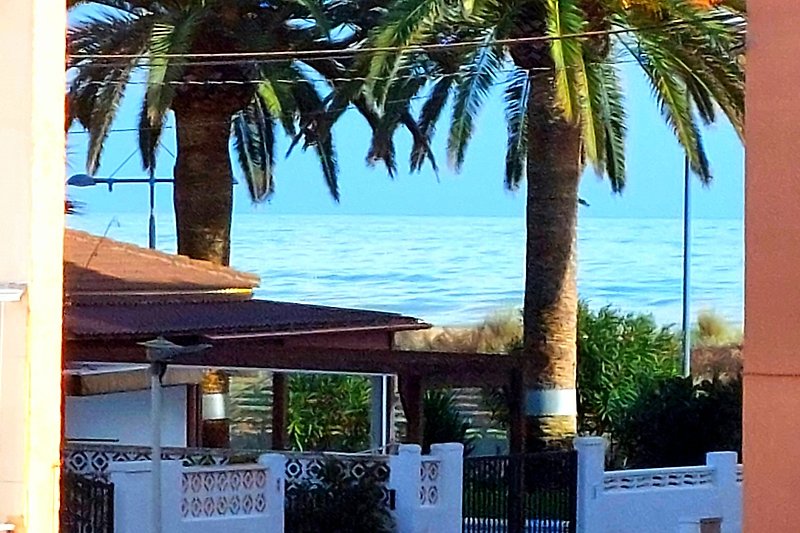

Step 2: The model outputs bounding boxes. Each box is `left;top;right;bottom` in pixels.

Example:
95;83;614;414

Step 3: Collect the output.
104;443;464;533
390;443;464;533
575;437;742;533
110;455;285;533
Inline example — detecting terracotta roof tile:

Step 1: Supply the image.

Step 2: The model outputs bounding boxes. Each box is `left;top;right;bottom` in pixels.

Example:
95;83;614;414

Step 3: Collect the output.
64;229;259;300
65;299;427;339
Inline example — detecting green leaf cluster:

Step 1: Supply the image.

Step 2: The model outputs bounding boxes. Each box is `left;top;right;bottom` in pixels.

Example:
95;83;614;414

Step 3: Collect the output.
576;302;680;437
287;374;372;453
422;389;476;454
612;376;742;468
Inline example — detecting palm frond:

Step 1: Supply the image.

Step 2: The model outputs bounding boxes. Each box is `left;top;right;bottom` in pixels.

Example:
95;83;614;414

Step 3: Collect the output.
366;0;445;102
545;0;587;121
68;12;155;172
232;97;276;202
503;68;530;190
629;36;711;181
448;37;502;170
586;61;626;191
284;72;340;200
144;11;200;125
411;76;453;172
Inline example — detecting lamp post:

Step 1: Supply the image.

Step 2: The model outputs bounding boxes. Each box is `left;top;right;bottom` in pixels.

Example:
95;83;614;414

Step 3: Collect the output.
681;156;692;377
67;172;238;250
67;174;171;249
139;338;210;533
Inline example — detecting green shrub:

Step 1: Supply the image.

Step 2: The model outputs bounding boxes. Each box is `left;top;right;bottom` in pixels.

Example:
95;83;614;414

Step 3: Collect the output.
422;389;475;454
287;374;371;452
576;303;680;437
481;304;680;441
612;376;742;468
285;458;395;533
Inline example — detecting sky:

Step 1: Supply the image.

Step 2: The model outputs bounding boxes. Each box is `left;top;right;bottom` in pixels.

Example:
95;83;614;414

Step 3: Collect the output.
66;43;744;222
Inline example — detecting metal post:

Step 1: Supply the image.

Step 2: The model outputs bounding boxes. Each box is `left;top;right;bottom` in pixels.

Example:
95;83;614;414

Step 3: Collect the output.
150;361;163;533
682;156;693;377
148;176;156;249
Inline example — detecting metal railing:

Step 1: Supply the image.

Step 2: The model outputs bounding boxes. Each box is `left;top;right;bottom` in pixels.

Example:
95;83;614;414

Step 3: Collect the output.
463;451;577;533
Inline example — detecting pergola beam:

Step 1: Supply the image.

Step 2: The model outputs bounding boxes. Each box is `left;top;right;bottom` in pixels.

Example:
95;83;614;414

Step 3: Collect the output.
65;339;527;388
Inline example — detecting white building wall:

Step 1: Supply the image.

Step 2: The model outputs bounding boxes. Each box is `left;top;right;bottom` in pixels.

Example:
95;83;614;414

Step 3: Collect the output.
66;386;188;446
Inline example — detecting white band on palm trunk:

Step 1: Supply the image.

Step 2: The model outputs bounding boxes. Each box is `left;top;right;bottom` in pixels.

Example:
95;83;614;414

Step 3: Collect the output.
525;389;577;416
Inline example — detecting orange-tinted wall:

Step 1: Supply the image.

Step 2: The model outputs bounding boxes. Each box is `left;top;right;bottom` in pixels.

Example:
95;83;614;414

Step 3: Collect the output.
0;1;65;530
744;1;800;531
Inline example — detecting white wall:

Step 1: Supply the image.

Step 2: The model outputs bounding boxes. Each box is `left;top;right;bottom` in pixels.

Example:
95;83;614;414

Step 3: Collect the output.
576;437;742;533
110;455;284;533
66;386;188;446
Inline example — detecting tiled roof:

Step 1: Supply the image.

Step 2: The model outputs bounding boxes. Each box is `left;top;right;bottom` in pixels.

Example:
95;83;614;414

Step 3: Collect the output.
64;229;259;301
65;299;426;340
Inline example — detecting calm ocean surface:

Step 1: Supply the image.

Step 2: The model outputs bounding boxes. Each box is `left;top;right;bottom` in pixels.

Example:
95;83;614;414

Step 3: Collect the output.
67;213;743;328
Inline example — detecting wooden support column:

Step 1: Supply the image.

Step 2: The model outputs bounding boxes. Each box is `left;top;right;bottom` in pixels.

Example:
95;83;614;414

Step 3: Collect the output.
508;369;525;455
398;374;424;445
507;368;525;533
271;372;288;450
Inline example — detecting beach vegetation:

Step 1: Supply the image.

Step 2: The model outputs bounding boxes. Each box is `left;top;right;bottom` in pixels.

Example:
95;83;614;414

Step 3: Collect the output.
358;0;745;447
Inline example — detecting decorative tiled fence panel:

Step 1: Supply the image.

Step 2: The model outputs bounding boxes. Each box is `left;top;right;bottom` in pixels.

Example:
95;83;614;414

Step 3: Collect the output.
419;458;441;506
283;452;392;509
603;466;715;493
181;465;269;519
63;443;256;480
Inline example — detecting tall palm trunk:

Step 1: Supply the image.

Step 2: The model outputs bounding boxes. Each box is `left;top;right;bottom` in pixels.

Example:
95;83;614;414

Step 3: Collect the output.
523;73;582;449
173;102;235;266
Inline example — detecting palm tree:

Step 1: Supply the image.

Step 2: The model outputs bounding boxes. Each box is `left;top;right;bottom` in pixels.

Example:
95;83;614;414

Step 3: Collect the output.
362;0;745;445
67;0;372;265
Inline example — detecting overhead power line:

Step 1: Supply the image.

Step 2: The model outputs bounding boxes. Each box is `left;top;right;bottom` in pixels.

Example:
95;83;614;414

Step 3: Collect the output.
69;12;744;65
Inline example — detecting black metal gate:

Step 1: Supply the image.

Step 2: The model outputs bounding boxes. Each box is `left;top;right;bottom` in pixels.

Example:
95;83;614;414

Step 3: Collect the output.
463;451;577;533
60;472;114;533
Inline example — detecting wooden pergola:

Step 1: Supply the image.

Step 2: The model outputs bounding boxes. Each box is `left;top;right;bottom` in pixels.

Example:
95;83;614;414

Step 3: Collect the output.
65;338;530;453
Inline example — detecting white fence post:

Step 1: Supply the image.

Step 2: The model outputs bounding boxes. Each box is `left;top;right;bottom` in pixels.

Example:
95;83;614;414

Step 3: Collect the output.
109;460;181;533
389;444;423;533
574;437;606;533
706;452;740;533
430;443;464;533
258;452;287;532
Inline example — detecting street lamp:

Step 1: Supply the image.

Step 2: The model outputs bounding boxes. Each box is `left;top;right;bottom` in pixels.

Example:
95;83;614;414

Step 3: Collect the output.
139;337;210;533
67;172;239;250
67;174;171;249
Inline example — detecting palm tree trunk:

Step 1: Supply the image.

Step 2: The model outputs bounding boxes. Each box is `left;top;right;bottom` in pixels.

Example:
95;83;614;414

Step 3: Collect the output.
173;104;234;266
523;73;582;450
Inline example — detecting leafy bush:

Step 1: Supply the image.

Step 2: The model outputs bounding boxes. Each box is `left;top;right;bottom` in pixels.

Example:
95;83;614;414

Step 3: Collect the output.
481;304;680;441
285;459;395;533
288;374;371;452
613;376;742;468
576;303;680;437
422;389;475;454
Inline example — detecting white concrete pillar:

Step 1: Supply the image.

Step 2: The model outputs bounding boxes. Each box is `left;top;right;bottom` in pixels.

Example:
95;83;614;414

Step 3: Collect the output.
430;443;464;533
706;452;740;533
109;460;182;533
389;444;423;533
258;453;287;531
0;0;65;530
574;437;606;533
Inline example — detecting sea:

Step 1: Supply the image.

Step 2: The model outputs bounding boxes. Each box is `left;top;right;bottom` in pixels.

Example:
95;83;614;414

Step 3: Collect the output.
67;213;744;329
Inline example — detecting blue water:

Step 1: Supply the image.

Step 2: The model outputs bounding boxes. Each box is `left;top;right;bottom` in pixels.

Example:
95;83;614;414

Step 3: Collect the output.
67;213;743;328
